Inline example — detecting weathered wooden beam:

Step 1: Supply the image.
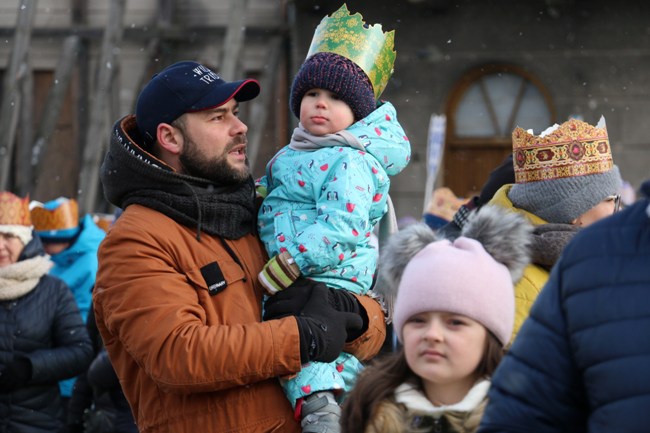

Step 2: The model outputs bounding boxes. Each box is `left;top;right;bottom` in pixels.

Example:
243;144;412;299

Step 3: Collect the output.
287;1;301;131
159;0;174;23
129;0;175;112
16;56;34;196
220;0;248;81
0;0;38;191
247;36;282;170
72;0;89;176
0;24;287;41
78;0;126;213
71;0;88;23
31;35;81;188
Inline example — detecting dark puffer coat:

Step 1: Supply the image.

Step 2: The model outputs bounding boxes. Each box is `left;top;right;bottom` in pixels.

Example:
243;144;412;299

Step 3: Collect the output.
478;179;650;433
0;236;93;433
67;305;137;433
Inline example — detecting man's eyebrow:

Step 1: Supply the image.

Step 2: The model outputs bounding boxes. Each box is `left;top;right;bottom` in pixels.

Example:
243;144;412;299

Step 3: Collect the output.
203;103;239;116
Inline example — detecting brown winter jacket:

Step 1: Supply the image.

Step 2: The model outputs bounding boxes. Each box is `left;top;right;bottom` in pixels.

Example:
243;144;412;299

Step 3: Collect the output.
93;205;386;433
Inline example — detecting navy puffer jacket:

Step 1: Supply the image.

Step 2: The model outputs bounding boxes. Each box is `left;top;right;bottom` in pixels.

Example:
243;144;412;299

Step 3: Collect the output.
67;304;137;433
0;235;93;433
479;179;650;433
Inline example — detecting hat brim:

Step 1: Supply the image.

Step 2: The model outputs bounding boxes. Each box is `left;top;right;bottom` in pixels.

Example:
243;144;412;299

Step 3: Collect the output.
36;226;80;242
188;79;260;113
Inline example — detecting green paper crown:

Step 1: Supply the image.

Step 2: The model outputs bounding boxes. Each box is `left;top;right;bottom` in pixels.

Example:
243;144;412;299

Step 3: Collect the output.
306;4;396;100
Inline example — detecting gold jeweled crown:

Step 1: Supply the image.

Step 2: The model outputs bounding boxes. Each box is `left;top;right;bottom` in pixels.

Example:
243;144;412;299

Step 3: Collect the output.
0;192;31;226
306;3;396;99
30;197;79;232
512;116;613;184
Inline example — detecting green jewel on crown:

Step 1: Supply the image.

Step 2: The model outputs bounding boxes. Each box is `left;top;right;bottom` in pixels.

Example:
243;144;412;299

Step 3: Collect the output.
306;3;396;100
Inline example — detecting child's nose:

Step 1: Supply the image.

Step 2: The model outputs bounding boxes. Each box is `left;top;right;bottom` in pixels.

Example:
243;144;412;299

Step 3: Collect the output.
424;320;444;341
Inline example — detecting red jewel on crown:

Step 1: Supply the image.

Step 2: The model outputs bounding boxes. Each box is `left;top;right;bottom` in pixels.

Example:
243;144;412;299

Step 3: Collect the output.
568;141;585;161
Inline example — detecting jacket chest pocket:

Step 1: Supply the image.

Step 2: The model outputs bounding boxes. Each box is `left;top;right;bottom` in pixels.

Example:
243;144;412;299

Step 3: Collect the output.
185;260;262;323
186;260;247;297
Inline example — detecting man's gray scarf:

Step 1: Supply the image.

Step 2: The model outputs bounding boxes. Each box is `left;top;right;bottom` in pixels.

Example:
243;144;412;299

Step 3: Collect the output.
101;116;256;240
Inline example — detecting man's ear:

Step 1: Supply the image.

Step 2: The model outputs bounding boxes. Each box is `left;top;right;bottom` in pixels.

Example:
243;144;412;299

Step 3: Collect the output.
157;123;182;155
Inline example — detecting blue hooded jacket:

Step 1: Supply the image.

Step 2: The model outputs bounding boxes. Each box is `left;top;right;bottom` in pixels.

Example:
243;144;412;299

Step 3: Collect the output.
48;214;106;322
47;214;105;398
258;101;410;293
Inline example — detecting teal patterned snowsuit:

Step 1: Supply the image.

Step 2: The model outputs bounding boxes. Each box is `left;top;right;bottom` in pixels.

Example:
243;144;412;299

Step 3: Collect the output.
257;101;410;406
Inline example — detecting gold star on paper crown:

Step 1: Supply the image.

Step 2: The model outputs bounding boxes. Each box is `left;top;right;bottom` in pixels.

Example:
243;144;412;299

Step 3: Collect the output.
30;198;79;232
306;3;396;100
0;192;31;226
512;116;613;184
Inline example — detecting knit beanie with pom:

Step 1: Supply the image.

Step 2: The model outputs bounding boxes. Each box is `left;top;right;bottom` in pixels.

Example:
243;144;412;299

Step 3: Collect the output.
290;52;376;121
393;237;515;347
379;205;533;348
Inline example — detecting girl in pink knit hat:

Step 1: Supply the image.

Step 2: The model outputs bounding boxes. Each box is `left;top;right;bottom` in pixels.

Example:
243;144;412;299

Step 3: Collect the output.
341;205;532;433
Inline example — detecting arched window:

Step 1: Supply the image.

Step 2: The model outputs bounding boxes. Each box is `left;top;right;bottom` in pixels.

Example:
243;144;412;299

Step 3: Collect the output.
444;64;555;198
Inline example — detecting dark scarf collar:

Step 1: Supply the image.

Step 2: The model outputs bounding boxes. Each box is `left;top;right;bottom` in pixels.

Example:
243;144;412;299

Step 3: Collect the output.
529;223;580;270
100;115;256;240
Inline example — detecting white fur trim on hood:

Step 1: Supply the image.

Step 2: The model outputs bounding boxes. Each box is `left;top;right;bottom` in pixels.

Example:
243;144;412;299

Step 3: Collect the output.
378;205;533;323
395;380;490;415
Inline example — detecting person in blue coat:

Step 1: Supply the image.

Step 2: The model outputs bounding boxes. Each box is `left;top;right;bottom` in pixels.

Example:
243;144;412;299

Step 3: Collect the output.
256;8;410;432
31;198;106;322
30;197;106;410
477;178;650;433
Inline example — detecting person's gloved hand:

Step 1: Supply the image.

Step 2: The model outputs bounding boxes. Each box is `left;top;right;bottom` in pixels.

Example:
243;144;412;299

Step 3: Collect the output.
264;277;361;319
258;251;301;295
292;283;363;363
328;287;361;316
255;183;268;199
264;278;367;342
0;356;32;392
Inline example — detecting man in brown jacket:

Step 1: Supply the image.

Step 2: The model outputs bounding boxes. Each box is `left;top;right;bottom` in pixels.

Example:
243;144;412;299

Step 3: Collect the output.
93;60;387;433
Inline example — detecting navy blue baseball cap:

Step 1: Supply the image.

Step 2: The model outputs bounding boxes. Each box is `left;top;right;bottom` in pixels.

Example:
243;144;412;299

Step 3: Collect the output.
136;61;260;144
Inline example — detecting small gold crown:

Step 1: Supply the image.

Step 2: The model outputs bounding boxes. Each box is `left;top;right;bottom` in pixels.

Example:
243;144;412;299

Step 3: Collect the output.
0;192;31;226
512;117;613;183
31;198;79;233
306;4;396;99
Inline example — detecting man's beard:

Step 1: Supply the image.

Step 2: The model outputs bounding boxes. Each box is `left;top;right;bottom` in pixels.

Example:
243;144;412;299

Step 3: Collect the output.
179;133;250;186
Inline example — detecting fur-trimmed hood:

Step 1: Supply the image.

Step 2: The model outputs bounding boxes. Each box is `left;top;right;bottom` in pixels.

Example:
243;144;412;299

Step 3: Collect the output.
376;205;533;321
